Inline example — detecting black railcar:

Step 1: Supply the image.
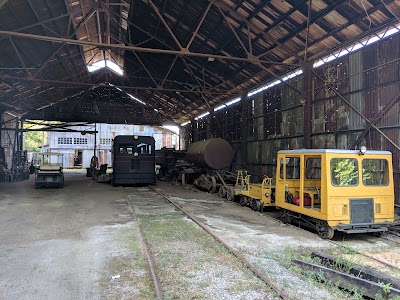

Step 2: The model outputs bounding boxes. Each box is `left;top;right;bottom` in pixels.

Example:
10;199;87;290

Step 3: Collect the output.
112;135;156;186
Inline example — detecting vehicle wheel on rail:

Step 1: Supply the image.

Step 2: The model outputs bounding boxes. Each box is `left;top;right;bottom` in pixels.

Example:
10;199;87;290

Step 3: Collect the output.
281;210;292;224
218;186;227;198
210;176;217;193
239;196;247;206
226;188;234;201
250;199;260;211
316;221;334;239
373;231;383;237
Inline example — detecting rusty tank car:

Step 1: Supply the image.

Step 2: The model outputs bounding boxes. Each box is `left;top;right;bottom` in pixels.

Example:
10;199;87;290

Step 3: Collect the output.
186;138;234;170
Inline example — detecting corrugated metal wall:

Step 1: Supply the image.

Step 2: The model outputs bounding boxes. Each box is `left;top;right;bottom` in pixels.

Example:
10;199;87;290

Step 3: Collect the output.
1;113;17;168
191;33;400;202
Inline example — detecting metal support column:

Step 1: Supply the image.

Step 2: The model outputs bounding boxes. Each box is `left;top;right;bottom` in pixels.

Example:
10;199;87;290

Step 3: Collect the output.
207;111;214;139
190;117;196;144
240;91;248;167
303;61;313;149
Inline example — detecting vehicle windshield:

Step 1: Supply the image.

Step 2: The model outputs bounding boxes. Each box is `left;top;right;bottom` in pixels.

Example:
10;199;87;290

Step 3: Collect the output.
331;158;359;186
331;157;390;186
362;159;389;186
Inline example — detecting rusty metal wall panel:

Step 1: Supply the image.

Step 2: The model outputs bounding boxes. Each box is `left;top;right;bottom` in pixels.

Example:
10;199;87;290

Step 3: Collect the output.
264;87;283;137
254;93;264;141
246;141;259;164
376;84;400;128
348;51;365;130
281;107;303;136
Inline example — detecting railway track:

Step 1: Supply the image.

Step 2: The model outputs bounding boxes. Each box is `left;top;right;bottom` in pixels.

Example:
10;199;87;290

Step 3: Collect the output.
147;186;293;300
257;207;400;273
122;182;399;299
220;195;400;277
121;187;162;300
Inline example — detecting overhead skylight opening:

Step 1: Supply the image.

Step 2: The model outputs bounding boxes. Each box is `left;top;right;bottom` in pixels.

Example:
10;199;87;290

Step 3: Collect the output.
313;22;400;69
214;105;226;112
193;22;400;121
87;59;124;76
195;112;210;120
365;35;380;45
214;97;240;112
181;121;190;126
127;93;146;105
106;60;124;76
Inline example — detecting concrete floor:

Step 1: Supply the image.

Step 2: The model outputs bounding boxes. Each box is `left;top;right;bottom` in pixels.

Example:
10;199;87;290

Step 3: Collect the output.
0;172;138;300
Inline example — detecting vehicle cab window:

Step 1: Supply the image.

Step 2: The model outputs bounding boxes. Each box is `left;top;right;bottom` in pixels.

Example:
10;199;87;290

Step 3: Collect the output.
280;157;300;179
362;159;389;186
330;158;359;186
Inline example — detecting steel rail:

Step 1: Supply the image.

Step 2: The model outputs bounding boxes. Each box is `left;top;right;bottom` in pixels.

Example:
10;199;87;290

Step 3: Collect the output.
228;199;400;271
148;186;292;300
121;187;162;300
293;259;400;299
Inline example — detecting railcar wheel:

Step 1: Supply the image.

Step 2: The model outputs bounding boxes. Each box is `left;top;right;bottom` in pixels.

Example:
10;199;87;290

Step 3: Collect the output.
239;196;247;206
250;199;260;211
210;176;217;193
316;221;334;239
226;189;234;201
256;201;262;212
218;186;227;198
281;210;292;224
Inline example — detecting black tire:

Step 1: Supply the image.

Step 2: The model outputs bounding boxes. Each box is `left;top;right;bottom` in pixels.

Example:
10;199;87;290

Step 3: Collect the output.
239;196;247;206
226;188;234;201
250;199;258;211
316;221;334;239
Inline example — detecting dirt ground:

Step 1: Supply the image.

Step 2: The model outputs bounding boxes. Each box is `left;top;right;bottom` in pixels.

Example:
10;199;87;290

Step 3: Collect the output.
0;172;154;300
1;173;399;299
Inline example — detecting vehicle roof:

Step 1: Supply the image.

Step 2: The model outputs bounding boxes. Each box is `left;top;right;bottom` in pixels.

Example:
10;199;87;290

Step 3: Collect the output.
277;149;392;155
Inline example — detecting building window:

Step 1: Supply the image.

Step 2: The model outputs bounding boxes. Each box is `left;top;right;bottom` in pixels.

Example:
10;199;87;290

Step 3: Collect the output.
74;138;88;145
58;137;72;145
100;138;112;145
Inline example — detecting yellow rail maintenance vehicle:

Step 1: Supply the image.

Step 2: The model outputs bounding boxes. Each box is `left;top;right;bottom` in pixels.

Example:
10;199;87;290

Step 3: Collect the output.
235;170;275;211
276;148;396;239
233;147;396;239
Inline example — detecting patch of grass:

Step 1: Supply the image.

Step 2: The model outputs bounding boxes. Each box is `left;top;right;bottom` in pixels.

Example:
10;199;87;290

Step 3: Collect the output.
228;280;249;293
138;214;271;299
99;226;156;300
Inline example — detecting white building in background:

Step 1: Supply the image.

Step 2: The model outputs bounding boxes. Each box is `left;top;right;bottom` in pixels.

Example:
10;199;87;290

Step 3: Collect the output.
40;123;180;168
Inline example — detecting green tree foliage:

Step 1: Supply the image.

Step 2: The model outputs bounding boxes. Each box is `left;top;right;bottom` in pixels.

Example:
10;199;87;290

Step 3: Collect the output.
24;131;44;151
23;122;48;151
331;158;358;186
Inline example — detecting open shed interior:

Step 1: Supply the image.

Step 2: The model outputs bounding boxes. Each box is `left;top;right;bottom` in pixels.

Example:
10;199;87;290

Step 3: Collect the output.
1;1;400;298
2;0;400;202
